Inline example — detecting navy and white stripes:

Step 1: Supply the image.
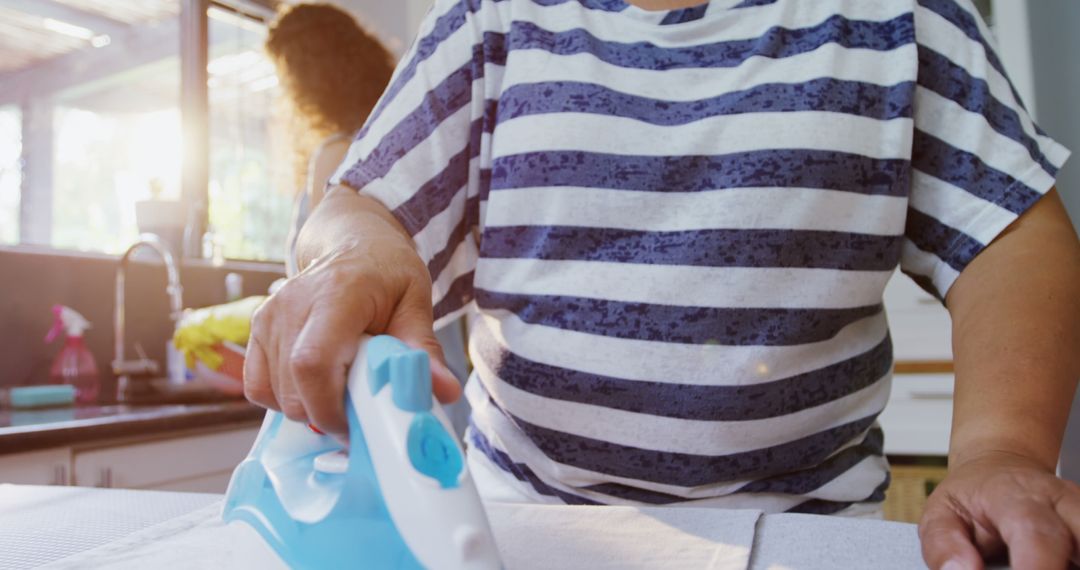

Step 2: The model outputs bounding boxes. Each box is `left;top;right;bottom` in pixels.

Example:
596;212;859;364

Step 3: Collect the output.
332;0;1069;513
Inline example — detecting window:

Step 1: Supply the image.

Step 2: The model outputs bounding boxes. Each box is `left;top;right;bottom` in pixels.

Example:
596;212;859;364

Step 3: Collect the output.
51;66;182;253
1;1;182;254
0;106;19;244
207;6;293;262
0;0;287;262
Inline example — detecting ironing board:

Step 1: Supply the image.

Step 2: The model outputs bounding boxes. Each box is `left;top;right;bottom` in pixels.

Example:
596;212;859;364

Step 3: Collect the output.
0;484;960;570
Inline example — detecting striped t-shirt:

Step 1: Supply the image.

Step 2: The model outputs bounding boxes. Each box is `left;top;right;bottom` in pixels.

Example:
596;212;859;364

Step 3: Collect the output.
331;0;1070;513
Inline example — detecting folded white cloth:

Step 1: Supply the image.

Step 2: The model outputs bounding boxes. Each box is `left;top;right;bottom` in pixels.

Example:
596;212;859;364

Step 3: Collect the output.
41;501;763;570
488;504;761;570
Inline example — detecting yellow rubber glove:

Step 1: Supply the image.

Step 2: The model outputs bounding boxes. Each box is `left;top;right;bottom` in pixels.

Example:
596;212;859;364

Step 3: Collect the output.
173;296;265;370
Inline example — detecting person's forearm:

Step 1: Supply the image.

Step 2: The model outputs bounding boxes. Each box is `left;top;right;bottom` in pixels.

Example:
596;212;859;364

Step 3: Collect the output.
945;189;1080;470
295;185;413;273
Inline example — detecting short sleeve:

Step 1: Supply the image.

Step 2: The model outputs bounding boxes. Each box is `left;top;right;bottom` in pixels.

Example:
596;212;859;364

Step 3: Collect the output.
330;0;502;327
903;0;1071;301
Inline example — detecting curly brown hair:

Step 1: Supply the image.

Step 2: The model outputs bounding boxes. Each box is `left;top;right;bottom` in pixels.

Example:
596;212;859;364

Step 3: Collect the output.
266;3;394;139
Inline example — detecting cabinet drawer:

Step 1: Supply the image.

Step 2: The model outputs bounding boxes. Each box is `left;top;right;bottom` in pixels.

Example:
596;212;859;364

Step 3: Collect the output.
73;427;257;489
0;448;71;485
879;374;954;457
884;270;953;362
146;471;235;493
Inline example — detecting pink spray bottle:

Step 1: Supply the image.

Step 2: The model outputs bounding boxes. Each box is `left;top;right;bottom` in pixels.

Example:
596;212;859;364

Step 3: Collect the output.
45;305;100;404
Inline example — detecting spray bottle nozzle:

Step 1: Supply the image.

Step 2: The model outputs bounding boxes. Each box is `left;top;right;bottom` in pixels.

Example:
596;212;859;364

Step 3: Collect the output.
45;305;91;344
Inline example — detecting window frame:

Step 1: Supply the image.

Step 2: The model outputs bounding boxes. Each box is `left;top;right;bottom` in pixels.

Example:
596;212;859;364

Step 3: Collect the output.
183;0;279;261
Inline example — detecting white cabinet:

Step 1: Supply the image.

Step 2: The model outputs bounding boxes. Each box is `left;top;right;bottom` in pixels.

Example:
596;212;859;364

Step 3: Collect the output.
879;374;954;457
0;424;258;493
72;426;258;492
883;271;953;363
881;272;955;458
0;448;71;485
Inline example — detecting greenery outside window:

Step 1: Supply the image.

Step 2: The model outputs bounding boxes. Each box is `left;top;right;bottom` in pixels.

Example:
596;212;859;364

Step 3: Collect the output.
51;64;183;253
207;6;293;262
0;0;285;263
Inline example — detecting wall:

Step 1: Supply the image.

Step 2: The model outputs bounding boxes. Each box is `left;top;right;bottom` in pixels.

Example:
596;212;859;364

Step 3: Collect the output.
990;0;1037;118
1026;2;1080;482
0;247;283;401
1029;2;1080;221
324;0;432;56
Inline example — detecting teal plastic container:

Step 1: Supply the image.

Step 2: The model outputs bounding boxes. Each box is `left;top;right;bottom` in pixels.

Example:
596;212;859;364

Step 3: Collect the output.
3;385;76;409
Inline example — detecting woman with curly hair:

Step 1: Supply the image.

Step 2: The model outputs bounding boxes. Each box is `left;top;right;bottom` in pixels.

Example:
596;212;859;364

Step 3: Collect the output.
265;3;472;436
266;2;394;274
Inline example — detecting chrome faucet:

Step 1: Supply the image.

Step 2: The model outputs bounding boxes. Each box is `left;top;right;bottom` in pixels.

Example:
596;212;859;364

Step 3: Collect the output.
113;234;184;401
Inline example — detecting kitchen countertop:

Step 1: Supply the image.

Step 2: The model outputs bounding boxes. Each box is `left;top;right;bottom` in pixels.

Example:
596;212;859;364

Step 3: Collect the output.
0;485;948;570
0;401;264;455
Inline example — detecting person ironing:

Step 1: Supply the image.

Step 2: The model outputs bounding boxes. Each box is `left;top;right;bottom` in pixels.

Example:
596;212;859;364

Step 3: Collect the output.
245;1;1080;568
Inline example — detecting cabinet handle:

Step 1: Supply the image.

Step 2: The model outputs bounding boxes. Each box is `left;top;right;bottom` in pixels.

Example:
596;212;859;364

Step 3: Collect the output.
98;467;113;488
52;465;67;486
909;391;953;400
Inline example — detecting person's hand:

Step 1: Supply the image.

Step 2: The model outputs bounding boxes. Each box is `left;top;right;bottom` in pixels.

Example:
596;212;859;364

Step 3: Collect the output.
243;233;461;436
919;450;1080;570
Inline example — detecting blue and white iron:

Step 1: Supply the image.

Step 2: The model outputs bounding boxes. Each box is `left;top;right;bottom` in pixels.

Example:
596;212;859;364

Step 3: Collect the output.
222;335;501;569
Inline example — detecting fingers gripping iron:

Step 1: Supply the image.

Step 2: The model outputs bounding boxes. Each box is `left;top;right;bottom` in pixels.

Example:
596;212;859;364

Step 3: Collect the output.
222;335;501;569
